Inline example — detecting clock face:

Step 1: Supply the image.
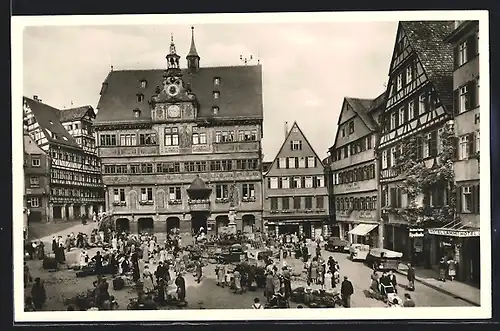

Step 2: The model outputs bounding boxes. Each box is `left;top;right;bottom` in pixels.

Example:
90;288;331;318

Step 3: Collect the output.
167;105;181;118
167;84;180;97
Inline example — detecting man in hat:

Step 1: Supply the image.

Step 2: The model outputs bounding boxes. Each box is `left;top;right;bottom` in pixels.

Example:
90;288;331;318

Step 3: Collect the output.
341;276;354;308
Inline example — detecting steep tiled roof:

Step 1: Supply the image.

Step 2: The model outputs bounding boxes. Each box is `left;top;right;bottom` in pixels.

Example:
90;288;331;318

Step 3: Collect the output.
59;105;95;123
95;65;263;124
23;97;81;149
368;91;387;113
401;21;455;111
345;97;378;132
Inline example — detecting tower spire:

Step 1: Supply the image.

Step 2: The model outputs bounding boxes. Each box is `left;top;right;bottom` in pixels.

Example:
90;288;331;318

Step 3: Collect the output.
186;26;200;73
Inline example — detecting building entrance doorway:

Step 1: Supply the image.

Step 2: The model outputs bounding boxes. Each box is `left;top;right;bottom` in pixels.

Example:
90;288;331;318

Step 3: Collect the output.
53;206;62;219
191;213;208;234
215;215;229;234
166;217;180;233
64;205;70;220
242;214;255;233
138;217;154;234
116;218;130;233
73;205;81;218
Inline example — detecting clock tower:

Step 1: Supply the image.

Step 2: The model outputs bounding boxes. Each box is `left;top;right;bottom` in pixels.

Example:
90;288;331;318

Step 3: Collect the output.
151;34;199;121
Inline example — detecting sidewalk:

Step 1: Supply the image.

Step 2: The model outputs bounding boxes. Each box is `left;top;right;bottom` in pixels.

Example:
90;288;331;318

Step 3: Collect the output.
396;264;480;306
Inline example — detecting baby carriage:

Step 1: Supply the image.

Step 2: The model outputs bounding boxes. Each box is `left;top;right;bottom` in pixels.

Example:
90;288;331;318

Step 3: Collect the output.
380;283;397;304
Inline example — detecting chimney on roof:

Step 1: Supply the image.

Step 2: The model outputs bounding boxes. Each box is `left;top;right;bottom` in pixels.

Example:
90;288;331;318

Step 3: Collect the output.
284;121;289;138
33;95;39;101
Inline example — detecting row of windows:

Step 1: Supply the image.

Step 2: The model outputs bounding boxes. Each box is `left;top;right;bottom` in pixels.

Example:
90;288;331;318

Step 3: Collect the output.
381;186;449;209
334;135;372;161
276;156;317;169
51;169;101;184
392;61;417;95
138;77;221;90
100;128;259;147
270;196;325;210
385;91;434;132
103;159;260;174
339;120;355;138
267;176;325;189
50;149;99;166
50;187;102;198
381;128;444;169
336;196;378;211
113;183;256;204
334;164;376;185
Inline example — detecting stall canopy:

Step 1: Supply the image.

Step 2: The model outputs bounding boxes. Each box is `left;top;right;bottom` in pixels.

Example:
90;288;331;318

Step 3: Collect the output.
348;223;378;236
428;220;480;238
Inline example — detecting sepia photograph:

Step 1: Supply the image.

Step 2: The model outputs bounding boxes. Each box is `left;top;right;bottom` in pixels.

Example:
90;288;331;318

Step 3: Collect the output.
11;11;490;322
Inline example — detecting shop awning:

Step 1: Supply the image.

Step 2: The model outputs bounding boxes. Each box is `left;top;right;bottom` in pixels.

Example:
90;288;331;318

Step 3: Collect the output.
428;220;480;238
348;223;378;236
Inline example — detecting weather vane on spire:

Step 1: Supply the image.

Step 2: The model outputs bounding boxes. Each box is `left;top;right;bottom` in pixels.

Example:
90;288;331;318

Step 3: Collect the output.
170;33;177;54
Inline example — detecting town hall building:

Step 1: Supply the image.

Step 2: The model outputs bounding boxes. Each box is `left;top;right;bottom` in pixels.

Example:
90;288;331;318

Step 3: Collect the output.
94;28;264;235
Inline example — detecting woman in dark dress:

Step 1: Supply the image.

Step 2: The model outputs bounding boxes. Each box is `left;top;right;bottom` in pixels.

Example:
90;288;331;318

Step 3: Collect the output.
157;278;166;306
175;273;186;302
131;252;140;282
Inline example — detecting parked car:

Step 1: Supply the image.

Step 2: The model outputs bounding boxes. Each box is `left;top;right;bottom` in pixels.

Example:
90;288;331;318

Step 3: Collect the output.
325;237;350;253
365;248;403;271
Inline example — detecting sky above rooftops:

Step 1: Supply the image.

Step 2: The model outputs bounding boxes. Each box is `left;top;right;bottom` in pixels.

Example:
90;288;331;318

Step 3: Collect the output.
23;21;397;160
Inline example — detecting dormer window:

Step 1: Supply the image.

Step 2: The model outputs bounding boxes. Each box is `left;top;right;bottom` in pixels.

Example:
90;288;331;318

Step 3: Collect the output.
212;106;219;115
137;94;144;103
133;109;141;118
140;80;147;88
213;91;220;99
214;77;221;85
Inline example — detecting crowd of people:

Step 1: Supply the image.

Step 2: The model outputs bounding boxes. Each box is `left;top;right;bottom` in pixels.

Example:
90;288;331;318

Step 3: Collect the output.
24;217;422;311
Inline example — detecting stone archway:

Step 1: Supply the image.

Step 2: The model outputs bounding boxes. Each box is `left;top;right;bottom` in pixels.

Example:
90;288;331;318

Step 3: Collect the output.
242;214;255;233
137;217;154;234
215;215;229;234
166;217;180;233
116;218;130;233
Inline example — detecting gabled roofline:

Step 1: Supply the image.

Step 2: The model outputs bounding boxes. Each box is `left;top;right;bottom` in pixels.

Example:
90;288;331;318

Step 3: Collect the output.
329;96;377;152
263;121;325;177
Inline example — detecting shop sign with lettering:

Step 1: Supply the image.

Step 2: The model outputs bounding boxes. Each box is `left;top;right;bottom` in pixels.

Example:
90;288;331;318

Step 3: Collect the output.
409;228;424;238
428;228;480;237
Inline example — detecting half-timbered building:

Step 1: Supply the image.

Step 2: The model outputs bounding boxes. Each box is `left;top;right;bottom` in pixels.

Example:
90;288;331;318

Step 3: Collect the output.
441;20;480;285
94;29;263;235
377;21;455;263
263;122;329;238
328;94;385;247
60;105;105;217
23;96;104;221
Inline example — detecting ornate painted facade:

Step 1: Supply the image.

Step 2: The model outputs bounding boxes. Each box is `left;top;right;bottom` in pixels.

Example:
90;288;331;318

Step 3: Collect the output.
263;122;329;238
377;21;455;262
328;94;385;247
23;96;104;222
94;29;264;234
